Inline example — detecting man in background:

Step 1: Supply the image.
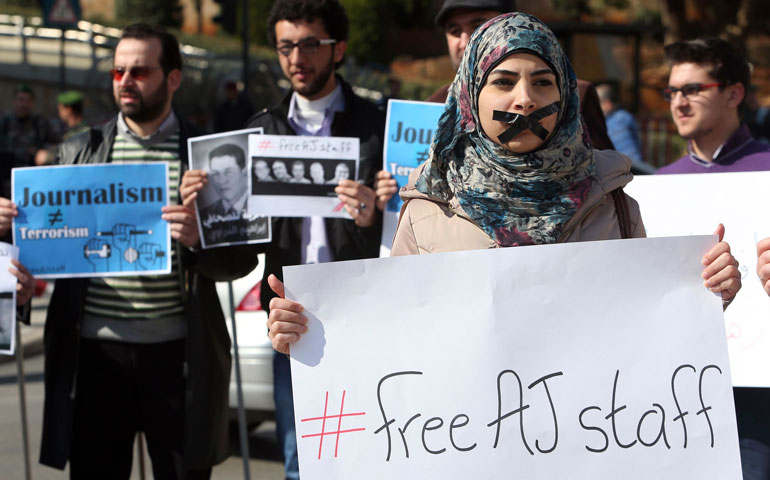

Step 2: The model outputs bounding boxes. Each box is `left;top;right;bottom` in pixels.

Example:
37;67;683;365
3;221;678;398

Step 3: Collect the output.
36;90;89;165
56;91;88;140
214;80;255;133
0;85;59;195
596;83;644;164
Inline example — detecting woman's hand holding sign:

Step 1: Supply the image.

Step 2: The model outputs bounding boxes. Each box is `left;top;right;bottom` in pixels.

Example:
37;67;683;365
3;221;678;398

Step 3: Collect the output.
702;224;741;310
757;237;770;297
266;274;308;355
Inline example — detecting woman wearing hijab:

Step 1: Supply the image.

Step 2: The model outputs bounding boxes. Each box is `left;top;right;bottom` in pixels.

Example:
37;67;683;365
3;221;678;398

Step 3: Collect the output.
265;13;741;354
393;12;637;252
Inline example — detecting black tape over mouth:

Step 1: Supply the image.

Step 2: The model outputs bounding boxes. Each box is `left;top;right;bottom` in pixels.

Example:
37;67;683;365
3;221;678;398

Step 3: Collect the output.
493;102;560;144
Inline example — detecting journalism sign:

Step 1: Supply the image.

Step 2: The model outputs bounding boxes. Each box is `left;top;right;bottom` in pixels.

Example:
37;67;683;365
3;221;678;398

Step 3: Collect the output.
12;163;171;278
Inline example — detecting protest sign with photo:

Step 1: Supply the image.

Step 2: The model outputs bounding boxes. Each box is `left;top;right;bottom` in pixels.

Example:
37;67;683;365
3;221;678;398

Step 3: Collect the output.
248;134;360;218
188;128;271;249
380;100;443;255
12;163;171;278
0;242;18;355
284;236;741;480
625;171;770;387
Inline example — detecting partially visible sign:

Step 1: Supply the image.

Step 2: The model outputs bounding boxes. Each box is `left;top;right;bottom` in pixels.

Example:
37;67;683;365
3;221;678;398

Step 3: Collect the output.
0;242;18;356
42;0;81;29
286;236;741;479
380;99;444;255
625;171;770;387
12;164;171;279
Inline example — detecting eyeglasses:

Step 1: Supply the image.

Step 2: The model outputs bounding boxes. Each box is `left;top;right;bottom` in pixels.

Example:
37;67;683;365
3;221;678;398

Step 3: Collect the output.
662;83;725;102
276;38;337;57
109;66;161;82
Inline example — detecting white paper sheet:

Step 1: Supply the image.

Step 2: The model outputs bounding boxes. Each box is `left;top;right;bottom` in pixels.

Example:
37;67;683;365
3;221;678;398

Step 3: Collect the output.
0;242;19;355
248;134;360;218
625;172;770;387
284;236;741;480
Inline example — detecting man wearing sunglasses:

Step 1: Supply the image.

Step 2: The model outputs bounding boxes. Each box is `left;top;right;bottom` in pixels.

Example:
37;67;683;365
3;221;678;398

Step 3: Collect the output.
248;1;387;479
657;37;770;480
19;24;257;479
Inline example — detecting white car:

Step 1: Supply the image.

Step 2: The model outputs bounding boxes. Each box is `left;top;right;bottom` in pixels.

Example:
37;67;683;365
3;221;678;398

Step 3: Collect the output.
216;253;275;427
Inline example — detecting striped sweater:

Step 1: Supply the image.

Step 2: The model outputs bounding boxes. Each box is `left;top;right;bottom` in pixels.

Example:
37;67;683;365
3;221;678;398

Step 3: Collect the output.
81;129;186;343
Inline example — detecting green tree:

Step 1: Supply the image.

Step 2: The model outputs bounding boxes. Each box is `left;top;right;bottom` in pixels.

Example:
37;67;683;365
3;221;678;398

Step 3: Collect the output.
116;0;183;28
340;0;434;64
658;0;769;45
237;0;435;64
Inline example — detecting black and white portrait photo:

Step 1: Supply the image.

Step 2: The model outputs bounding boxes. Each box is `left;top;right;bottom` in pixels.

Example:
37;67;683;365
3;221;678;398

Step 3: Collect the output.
188;129;271;248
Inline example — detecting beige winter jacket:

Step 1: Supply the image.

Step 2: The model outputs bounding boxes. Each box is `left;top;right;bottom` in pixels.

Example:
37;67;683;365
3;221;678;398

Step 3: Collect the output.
391;150;645;256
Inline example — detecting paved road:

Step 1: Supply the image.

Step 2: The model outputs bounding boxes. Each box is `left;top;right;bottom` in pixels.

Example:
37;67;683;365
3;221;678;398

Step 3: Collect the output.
0;301;285;480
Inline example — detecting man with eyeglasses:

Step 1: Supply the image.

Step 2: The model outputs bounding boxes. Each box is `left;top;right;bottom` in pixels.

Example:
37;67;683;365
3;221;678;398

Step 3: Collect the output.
245;1;388;479
0;23;257;479
657;37;770;480
658;38;770;174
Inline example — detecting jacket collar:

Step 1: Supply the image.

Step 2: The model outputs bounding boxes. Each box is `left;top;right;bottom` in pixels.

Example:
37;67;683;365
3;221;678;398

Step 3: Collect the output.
275;75;360;132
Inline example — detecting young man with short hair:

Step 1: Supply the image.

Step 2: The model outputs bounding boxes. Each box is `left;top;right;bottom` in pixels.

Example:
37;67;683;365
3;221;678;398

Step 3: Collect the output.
657;37;770;480
658;38;770;173
251;1;387;478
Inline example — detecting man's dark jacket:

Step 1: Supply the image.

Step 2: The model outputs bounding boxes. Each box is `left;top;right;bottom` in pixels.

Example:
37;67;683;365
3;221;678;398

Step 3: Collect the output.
39;115;258;470
246;78;385;311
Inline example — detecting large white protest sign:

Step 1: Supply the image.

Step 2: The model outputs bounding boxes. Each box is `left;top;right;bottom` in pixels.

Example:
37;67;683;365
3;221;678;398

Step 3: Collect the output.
248;134;360;218
625;172;770;387
0;242;19;355
284;236;741;479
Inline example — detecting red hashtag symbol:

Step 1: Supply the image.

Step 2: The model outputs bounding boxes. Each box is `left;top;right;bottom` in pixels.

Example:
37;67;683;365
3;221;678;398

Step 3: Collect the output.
256;139;273;152
300;390;366;459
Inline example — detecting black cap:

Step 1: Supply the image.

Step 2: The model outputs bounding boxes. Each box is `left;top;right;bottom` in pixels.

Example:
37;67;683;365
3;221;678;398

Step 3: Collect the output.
435;0;515;27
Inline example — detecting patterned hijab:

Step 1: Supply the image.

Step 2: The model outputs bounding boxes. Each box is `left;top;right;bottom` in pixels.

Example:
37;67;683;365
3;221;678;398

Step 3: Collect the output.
415;12;595;246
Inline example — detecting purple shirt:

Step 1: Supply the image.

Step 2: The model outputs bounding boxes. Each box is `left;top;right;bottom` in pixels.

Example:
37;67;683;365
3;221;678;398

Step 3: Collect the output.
657;123;770;174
